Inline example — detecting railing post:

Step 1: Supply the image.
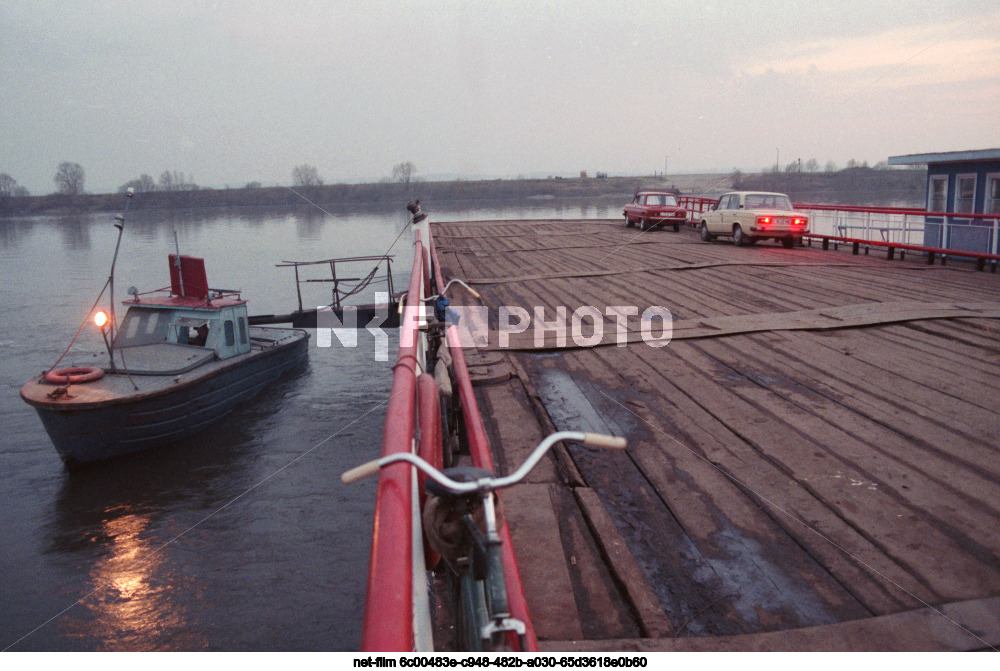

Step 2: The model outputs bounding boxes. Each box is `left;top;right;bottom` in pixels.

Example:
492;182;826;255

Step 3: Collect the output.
865;210;871;251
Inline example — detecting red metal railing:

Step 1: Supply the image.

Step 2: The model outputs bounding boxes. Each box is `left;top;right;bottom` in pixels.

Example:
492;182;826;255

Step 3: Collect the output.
360;235;425;651
803;232;1000;270
794;204;1000;249
361;223;538;652
679;196;1000;258
677;195;717;220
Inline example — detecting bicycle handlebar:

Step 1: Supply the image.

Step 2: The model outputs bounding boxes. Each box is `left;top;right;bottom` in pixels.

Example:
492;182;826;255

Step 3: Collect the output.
341;430;626;492
580;432;627;450
341;459;381;484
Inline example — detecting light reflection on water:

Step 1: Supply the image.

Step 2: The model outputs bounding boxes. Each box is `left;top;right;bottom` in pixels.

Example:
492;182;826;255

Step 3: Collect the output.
0;198;617;651
60;508;207;651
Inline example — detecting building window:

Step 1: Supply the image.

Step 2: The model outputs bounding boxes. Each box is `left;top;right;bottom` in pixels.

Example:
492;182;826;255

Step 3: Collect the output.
986;174;1000;215
954;174;976;214
928;175;948;212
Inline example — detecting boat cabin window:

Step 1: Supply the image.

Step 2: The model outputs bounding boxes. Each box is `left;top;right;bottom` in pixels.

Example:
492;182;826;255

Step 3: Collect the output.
238;317;248;345
125;313;142;340
117;308;169;347
224;320;235;347
172;317;212;347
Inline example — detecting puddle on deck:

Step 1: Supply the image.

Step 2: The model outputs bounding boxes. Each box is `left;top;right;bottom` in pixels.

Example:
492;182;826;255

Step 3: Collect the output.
527;356;838;636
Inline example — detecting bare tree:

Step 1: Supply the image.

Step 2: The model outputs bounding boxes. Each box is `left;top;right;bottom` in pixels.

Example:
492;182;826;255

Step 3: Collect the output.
160;170;174;191
1;173;29;197
54;162;85;195
159;170;198;191
824;160;838;172
391;161;416;185
292;164;323;186
805;158;819;173
119;174;156;193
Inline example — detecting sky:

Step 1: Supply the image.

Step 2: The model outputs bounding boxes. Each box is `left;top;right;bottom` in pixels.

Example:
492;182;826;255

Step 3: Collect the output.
2;0;999;195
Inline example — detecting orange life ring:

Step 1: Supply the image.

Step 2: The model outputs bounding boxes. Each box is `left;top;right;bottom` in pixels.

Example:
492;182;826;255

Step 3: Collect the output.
44;366;105;385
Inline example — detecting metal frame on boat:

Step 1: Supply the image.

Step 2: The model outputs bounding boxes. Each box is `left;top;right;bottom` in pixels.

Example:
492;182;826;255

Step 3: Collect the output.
249;255;400;328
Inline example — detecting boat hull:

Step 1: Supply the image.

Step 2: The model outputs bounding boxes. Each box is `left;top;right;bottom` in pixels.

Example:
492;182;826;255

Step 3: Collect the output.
23;331;309;467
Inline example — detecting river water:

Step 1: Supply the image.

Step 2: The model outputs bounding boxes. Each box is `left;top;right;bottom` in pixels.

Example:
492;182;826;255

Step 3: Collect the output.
0;198;616;651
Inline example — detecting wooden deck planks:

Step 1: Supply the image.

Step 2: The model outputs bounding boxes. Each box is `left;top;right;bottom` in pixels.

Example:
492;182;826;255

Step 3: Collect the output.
432;218;1000;650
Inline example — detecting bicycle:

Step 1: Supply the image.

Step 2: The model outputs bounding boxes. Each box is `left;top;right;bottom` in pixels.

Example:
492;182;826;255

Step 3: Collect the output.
342;430;627;651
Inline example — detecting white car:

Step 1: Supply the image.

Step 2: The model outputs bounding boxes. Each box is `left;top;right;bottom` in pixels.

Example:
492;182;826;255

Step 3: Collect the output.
699;191;808;248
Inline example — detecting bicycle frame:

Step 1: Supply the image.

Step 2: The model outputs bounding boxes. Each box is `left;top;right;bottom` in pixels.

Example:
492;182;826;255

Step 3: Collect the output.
454;492;525;650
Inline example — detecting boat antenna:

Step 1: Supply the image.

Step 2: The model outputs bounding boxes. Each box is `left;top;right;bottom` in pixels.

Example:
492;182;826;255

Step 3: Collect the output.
106;187;134;369
173;230;185;296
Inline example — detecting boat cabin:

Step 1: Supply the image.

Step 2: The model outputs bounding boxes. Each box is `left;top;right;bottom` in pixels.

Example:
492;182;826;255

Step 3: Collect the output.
112;255;250;373
117;300;251;359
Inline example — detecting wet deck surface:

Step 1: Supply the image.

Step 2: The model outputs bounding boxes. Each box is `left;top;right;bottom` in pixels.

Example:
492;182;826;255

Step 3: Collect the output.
432;219;1000;651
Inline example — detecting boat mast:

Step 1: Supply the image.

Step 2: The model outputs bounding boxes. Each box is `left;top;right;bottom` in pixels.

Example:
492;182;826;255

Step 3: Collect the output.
106;187;134;370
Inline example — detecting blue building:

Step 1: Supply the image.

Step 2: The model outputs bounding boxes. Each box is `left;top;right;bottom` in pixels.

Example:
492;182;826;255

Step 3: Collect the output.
888;148;1000;254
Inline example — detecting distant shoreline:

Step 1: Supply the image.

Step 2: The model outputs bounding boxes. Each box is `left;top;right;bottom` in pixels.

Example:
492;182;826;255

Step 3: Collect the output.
0;169;926;218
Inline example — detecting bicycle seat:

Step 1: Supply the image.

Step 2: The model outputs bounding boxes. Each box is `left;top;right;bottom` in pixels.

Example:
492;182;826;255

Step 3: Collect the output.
425;466;494;497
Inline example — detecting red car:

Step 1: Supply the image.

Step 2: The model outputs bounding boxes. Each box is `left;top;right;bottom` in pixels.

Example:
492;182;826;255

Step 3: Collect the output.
623;191;688;231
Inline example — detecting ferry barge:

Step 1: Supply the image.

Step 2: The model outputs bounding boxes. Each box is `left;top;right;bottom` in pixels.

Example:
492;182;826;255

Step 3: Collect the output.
359;201;1000;651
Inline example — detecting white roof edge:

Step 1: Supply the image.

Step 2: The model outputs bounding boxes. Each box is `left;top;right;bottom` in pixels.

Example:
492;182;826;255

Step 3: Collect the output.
888;148;1000;165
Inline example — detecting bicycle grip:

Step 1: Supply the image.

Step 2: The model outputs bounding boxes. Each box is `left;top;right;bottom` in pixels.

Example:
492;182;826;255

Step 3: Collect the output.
581;433;627;449
466;286;481;300
341;459;380;484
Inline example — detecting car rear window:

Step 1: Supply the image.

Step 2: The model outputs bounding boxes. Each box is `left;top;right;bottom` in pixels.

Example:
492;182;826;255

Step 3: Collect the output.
646;194;678;206
746;194;793;209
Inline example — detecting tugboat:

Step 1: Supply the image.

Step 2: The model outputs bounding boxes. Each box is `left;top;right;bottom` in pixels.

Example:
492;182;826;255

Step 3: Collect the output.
20;194;309;467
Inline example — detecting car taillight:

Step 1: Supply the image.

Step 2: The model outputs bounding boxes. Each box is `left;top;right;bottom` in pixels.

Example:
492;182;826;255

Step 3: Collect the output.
756;216;771;227
793;217;807;226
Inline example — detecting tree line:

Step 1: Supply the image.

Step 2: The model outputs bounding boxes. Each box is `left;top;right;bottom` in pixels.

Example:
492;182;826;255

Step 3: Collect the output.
761;157;914;174
0;160;420;200
2;159;926;216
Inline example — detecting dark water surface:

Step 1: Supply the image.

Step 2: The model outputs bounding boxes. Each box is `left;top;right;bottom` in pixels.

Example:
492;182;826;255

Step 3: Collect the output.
0;199;615;651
